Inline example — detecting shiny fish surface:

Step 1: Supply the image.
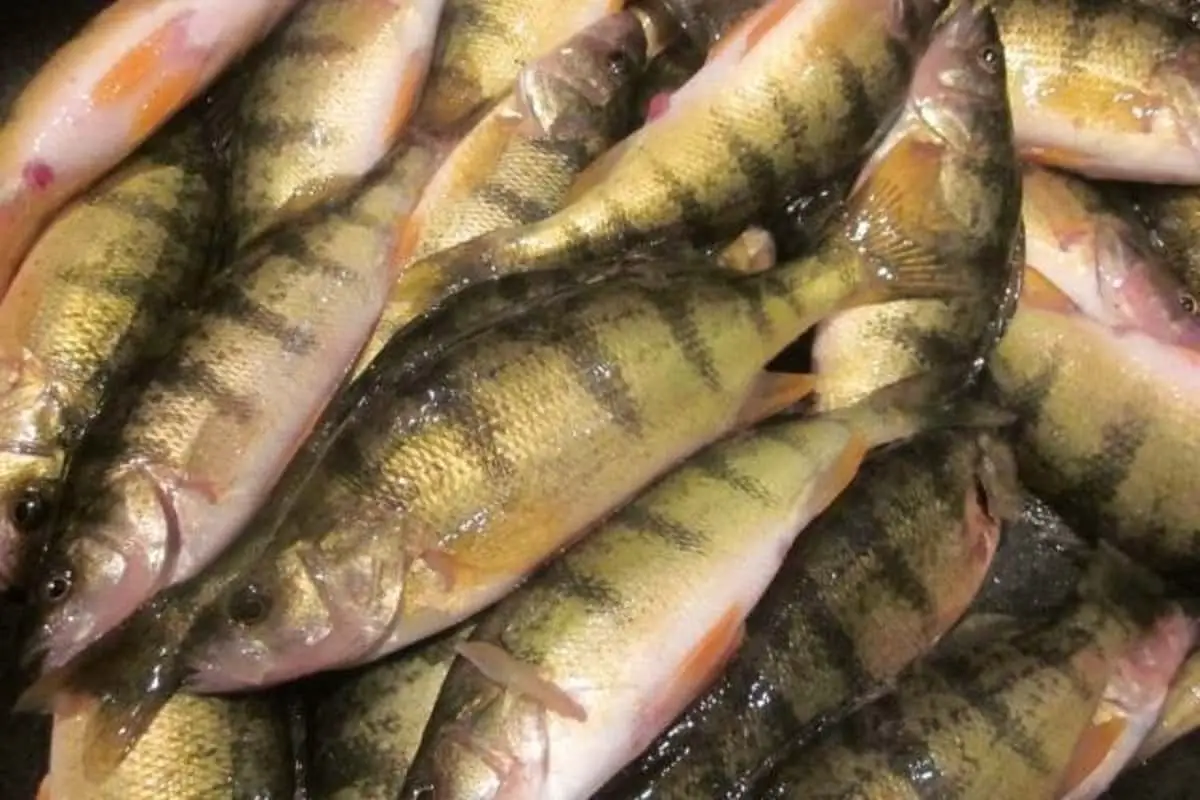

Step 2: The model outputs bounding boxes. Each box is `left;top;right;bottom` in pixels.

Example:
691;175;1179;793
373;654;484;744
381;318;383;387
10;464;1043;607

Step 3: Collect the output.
230;0;447;249
601;427;1013;800
401;381;983;800
988;268;1200;591
0;114;219;592
357;9;650;371
375;0;947;333
0;0;298;294
44;691;293;800
26;142;441;674
1123;183;1200;299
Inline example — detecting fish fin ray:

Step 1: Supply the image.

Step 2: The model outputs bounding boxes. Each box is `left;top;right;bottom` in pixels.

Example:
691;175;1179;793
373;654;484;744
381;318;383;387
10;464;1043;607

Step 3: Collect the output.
456;641;588;722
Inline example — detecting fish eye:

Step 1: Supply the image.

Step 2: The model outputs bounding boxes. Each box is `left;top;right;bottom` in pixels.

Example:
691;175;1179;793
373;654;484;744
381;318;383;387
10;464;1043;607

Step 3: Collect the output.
10;486;51;533
1180;291;1198;316
40;570;73;605
977;45;1002;74
227;583;273;628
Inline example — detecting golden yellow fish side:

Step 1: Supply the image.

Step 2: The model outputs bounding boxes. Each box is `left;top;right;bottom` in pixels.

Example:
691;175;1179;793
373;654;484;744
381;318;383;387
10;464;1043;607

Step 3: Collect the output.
46;691;292;800
759;598;1150;800
989;301;1200;590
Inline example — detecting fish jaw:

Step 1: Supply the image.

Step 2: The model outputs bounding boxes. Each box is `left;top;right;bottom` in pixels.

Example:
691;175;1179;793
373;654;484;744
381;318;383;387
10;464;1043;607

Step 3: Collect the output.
0;0;297;280
1058;610;1197;800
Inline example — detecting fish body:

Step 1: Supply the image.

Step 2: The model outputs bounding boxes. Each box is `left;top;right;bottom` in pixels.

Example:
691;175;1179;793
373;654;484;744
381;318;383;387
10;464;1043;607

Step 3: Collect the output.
810;1;1022;410
986;0;1200;182
755;567;1190;800
358;9;650;371
0;114;219;592
1135;651;1200;761
601;427;1013;800
988;268;1200;591
384;0;947;329
308;624;473;800
230;0;447;249
0;0;298;294
1123;183;1200;299
44;691;293;799
1021;165;1200;348
27;142;442;672
400;381;981;800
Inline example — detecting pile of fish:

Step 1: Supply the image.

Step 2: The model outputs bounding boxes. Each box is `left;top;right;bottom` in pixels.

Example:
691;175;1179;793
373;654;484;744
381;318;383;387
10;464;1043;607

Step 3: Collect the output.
0;0;1197;797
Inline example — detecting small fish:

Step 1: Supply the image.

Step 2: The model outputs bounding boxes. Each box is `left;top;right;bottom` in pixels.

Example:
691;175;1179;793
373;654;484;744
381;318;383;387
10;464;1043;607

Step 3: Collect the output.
810;0;1023;410
0;113;220;593
1057;615;1196;800
1121;183;1200;299
380;0;948;332
356;8;651;371
1134;650;1200;761
754;551;1191;800
399;379;1008;800
1020;165;1200;349
24;141;441;673
229;0;448;249
980;0;1200;183
600;426;1015;800
988;266;1200;591
307;624;474;800
0;0;299;294
42;690;293;799
409;0;625;133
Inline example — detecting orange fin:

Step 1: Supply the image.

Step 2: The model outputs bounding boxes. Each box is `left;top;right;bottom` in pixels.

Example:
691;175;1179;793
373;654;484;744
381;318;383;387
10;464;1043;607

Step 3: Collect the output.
1021;265;1082;314
456;641;588;722
1058;716;1128;796
736;372;817;427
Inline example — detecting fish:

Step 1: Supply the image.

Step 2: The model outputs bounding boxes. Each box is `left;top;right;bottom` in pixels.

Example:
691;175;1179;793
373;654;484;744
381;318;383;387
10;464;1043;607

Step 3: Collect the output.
178;6;1002;696
229;0;447;250
1120;183;1200;299
0;112;220;593
307;624;474;800
1105;728;1200;800
398;379;1009;800
356;8;651;371
809;0;1023;411
1057;617;1196;800
0;0;299;295
599;425;1017;800
980;0;1200;183
408;0;626;133
1019;165;1200;349
42;690;293;799
24;141;441;673
753;549;1192;800
987;266;1200;592
634;40;705;126
377;0;948;334
1134;650;1200;761
1129;0;1200;27
648;0;773;52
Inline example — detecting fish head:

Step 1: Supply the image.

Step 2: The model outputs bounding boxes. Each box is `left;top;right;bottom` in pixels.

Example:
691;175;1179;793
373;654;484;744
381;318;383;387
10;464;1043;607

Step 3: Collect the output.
187;544;365;692
911;1;1008;156
26;467;176;671
513;10;648;144
890;0;953;51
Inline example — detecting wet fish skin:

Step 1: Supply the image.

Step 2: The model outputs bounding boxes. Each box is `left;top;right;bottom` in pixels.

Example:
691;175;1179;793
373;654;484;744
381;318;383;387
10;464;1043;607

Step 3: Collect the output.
646;0;772;52
384;0;949;329
982;0;1200;183
25;141;441;674
1120;183;1200;300
230;0;447;250
44;690;293;800
755;561;1187;800
1020;165;1200;349
1134;650;1200;760
357;9;650;371
410;0;624;133
988;268;1200;592
400;378;1001;800
308;624;473;800
811;0;1023;410
598;427;1013;800
0;0;299;295
0;112;220;593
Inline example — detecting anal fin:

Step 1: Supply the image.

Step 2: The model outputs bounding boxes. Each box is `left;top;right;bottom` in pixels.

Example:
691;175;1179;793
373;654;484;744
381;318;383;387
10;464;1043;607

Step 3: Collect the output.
735;371;817;427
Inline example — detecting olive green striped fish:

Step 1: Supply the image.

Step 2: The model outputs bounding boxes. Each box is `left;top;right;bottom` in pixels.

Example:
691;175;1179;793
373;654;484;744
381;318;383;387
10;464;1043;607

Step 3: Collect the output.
1122;183;1200;300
